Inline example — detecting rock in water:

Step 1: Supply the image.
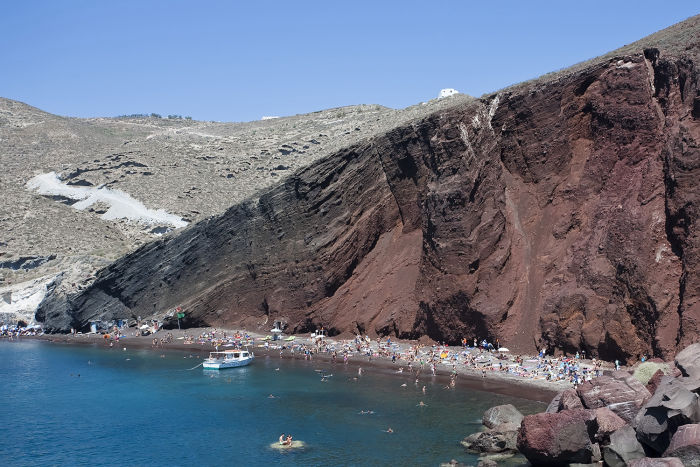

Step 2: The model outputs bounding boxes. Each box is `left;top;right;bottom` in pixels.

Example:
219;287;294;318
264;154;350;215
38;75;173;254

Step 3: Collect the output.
481;404;523;429
517;409;596;466
461;423;519;454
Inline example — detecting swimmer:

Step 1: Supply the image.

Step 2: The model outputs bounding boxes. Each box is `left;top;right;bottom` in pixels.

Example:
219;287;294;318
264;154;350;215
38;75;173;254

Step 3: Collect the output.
275;368;280;371
417;401;427;407
358;367;362;376
268;394;276;398
385;427;393;433
422;385;426;394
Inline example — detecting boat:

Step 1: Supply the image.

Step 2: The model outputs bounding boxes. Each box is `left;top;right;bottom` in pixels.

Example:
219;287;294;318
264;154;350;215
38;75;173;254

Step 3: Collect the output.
202;349;254;370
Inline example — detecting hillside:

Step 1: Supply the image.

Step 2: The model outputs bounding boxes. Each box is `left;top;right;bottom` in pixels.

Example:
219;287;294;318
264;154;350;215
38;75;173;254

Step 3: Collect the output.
17;15;700;361
0;94;470;322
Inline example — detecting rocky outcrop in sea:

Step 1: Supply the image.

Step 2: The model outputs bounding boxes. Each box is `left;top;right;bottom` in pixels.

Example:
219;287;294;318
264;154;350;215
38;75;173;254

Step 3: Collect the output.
469;343;700;466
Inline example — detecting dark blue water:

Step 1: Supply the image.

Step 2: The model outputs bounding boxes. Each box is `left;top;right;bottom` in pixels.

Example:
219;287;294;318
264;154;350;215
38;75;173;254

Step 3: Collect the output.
0;340;544;466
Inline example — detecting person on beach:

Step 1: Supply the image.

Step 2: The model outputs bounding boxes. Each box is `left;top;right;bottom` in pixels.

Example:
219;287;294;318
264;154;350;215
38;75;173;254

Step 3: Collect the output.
279;434;285;445
285;435;293;445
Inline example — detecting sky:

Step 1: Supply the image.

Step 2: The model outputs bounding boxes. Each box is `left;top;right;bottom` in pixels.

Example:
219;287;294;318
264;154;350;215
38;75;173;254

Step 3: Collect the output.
1;1;698;122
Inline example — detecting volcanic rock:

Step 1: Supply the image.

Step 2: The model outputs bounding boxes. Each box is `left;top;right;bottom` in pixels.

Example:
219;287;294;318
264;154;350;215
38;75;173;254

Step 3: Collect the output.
559;388;585;411
461;425;518;454
602;425;646;467
593;407;627;442
634;376;700;454
676;344;700;378
516;409;596;465
664;423;700;465
628;457;685;467
577;374;650;422
648;369;666;395
482;404;523;429
546;391;563;413
27;16;700;361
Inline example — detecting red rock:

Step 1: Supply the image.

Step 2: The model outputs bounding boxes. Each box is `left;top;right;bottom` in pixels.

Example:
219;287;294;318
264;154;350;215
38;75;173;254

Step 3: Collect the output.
517;409;596;466
647;369;666;395
577;375;650;422
593;407;627;441
559;388;584;411
35;17;700;363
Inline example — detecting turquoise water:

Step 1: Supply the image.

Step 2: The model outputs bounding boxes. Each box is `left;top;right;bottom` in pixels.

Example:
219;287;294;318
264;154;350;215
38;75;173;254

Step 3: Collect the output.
0;340;544;466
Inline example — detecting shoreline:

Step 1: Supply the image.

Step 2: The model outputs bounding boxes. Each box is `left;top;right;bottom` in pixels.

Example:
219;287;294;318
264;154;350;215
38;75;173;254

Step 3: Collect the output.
9;327;585;404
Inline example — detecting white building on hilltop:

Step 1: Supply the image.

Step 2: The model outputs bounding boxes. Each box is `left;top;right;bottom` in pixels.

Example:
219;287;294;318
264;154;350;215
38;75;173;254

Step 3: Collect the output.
438;88;459;99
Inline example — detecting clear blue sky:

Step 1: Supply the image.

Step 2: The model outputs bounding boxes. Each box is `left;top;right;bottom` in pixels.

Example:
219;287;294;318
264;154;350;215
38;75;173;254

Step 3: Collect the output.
1;1;698;122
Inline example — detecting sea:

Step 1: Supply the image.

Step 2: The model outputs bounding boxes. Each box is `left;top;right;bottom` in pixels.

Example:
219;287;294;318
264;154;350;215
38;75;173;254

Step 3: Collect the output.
0;340;545;466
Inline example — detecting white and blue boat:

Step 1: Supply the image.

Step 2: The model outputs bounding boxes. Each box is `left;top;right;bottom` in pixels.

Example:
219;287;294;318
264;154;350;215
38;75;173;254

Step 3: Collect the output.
203;349;254;370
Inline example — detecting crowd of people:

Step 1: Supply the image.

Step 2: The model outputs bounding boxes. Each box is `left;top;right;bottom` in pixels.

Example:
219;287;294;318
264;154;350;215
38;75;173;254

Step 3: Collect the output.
0;324;42;339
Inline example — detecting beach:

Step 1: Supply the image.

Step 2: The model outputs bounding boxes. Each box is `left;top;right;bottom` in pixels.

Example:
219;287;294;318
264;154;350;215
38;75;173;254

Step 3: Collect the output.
20;326;611;403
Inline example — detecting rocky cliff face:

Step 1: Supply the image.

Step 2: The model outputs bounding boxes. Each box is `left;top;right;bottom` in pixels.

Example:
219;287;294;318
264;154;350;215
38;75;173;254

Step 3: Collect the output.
38;17;700;362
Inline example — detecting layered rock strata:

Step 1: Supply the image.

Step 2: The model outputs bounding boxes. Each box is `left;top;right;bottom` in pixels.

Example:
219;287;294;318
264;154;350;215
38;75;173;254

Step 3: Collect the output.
38;16;700;360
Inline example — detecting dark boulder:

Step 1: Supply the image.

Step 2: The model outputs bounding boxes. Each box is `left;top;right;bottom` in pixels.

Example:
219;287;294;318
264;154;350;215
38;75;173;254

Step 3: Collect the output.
634;376;700;454
461;423;519;453
481;404;523;429
602;425;646;467
517;409;596;466
664;423;700;466
546;391;563;413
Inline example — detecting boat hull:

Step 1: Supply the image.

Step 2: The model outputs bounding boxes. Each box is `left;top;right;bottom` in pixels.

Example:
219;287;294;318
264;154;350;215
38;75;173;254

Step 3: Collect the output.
202;357;253;370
